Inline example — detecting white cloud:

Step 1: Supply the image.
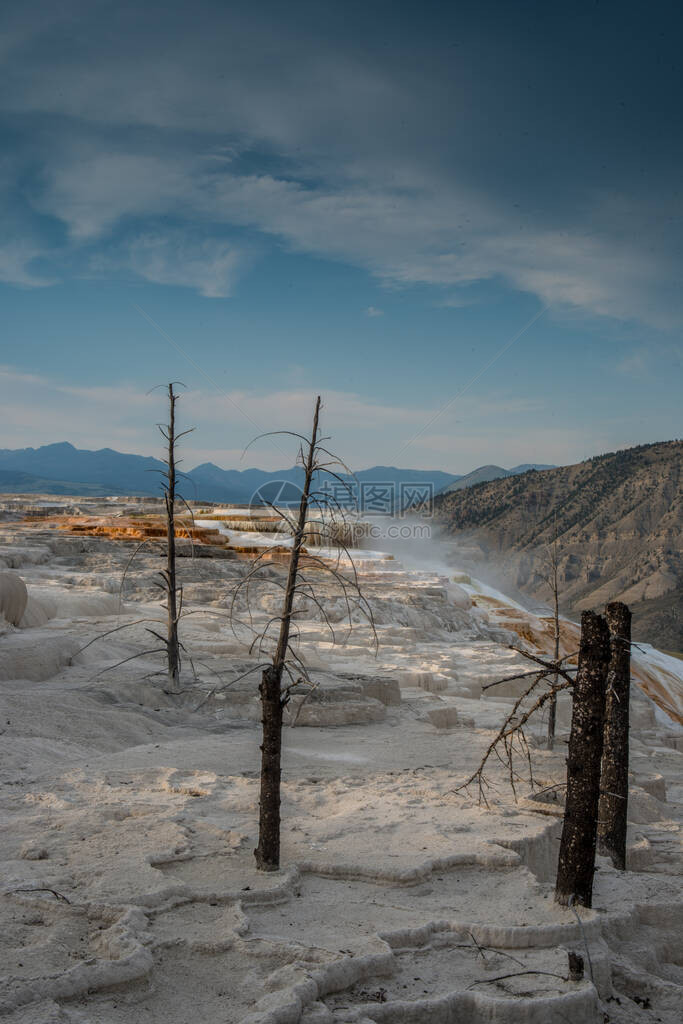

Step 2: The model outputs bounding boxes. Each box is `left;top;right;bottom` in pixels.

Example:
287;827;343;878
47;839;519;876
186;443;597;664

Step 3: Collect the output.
125;234;246;298
364;306;383;317
0;241;56;288
437;292;479;309
616;349;649;377
34;152;197;241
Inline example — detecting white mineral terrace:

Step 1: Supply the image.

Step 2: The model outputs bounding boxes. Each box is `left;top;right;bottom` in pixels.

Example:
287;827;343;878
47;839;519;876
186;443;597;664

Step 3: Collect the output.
0;507;681;1024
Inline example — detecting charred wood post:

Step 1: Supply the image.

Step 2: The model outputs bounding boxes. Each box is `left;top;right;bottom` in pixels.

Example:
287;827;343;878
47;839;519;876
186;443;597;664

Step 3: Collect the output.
555;610;610;907
567;951;584;982
255;664;285;870
597;601;632;870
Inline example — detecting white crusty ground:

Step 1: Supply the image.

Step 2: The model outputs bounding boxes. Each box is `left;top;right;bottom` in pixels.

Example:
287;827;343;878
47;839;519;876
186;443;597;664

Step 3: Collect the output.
0;518;681;1024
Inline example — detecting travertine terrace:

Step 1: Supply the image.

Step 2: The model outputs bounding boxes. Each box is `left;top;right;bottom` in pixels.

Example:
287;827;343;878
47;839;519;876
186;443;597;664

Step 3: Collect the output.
0;496;681;1024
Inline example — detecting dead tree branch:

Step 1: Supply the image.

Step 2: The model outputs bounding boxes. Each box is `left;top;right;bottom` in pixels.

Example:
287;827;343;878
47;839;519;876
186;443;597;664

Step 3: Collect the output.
455;670;572;806
453;637;579;805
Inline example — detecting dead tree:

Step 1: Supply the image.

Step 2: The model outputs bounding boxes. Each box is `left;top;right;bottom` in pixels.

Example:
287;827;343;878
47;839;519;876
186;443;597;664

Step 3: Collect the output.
535;514;561;750
235;395;375;870
153;382;194;693
254;397;320;871
67;384;203;688
555;610;610;908
597;601;631;870
164;384;181;691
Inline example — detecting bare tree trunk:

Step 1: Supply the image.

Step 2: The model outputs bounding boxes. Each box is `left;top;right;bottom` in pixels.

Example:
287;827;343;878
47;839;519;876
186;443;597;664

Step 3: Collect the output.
546;516;560;750
555;610;610;907
165;383;181;692
255;665;283;869
254;396;321;871
597;601;631;870
547;580;559;749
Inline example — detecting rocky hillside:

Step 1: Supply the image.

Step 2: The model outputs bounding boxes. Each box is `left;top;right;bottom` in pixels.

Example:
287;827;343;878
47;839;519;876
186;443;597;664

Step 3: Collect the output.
433;441;682;651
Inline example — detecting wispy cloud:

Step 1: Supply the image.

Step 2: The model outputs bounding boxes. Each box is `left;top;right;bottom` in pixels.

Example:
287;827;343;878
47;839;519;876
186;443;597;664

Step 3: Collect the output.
364;306;383;317
616;348;649;377
0;241;56;288
0;3;680;324
22;147;680;326
95;232;250;298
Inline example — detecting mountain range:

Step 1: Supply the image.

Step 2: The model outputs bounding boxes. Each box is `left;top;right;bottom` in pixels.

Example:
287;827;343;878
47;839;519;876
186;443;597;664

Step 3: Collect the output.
433;440;682;651
0;442;552;505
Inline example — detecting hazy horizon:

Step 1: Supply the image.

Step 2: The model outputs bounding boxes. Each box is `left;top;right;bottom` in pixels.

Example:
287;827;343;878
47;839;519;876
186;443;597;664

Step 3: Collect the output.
2;434;677;482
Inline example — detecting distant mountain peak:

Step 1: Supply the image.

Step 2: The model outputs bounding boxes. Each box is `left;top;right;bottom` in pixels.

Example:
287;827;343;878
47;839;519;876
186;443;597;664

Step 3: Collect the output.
0;442;460;503
440;463;557;494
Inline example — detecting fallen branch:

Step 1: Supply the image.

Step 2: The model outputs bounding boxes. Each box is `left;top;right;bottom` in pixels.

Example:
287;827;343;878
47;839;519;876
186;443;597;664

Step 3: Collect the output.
8;887;71;904
465;933;526;969
466;970;568;989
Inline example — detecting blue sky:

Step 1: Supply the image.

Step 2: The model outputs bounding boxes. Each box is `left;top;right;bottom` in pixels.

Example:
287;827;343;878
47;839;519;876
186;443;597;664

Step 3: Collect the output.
0;0;681;472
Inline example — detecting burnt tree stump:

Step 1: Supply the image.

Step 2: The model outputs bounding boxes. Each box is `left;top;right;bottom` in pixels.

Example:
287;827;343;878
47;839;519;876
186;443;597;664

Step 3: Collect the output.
254;665;285;871
568;951;585;981
597;601;632;870
555;610;610;907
